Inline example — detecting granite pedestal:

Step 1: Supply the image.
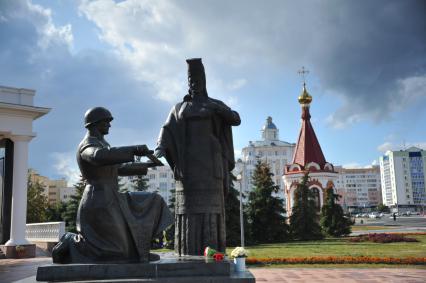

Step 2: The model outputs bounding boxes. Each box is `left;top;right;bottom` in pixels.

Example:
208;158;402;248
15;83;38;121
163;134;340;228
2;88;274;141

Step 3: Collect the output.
36;256;255;282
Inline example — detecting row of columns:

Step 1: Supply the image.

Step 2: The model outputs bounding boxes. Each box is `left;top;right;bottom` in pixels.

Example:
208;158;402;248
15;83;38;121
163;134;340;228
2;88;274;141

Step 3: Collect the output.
4;135;32;246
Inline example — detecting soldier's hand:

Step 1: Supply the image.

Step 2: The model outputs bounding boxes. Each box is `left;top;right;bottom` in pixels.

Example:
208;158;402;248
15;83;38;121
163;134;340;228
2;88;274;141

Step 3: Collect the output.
134;145;153;156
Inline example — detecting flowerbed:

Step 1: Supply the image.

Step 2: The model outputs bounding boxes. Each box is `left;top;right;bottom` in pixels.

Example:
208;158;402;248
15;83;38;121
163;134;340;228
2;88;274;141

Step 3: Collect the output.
348;233;419;243
246;256;426;265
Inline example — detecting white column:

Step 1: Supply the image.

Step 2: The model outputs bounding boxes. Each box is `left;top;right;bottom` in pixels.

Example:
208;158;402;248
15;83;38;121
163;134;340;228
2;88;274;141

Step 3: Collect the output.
5;135;33;246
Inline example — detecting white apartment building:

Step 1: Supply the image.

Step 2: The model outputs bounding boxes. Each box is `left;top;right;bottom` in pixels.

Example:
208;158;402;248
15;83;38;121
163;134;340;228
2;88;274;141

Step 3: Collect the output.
124;166;175;206
146;166;175;205
379;147;426;212
334;166;382;212
234;117;295;199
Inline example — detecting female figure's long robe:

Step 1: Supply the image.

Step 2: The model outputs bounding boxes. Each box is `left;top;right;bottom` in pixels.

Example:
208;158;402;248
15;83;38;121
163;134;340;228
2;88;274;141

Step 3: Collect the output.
157;97;240;255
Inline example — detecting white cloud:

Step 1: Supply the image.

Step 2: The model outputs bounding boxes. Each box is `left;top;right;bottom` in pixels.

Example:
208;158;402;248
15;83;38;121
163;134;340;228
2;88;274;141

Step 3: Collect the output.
342;162;362;169
77;0;426;129
377;141;426;153
396;75;426;108
377;142;394;153
21;0;73;49
50;152;80;186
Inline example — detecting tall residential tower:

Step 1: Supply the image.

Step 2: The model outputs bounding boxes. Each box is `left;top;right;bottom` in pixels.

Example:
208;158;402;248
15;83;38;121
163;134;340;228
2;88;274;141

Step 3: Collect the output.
379;147;426;212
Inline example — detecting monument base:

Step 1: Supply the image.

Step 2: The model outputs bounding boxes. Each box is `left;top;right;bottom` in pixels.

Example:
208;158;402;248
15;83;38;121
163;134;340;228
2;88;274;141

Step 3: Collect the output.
0;244;36;259
36;256;255;282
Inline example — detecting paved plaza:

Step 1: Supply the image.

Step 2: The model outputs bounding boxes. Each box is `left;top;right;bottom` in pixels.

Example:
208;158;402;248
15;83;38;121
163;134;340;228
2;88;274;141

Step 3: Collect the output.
1;257;426;283
250;268;426;282
351;216;426;235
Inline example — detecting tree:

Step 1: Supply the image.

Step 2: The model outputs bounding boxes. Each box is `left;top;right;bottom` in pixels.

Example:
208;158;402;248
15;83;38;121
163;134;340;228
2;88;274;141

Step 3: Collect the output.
320;187;352;237
225;173;245;246
246;160;289;243
26;177;48;223
377;204;390;213
46;202;67;222
118;176;129;193
289;172;323;240
62;177;86;233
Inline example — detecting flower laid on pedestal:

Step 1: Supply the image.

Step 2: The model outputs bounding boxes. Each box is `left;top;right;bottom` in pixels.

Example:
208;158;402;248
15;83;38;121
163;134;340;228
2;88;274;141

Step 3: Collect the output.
203;247;224;262
231;247;248;272
230;247;248;258
15;245;26;258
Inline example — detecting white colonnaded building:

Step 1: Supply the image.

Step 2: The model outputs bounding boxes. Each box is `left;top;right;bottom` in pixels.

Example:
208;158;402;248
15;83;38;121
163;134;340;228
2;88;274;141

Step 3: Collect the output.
0;85;50;257
234;116;295;200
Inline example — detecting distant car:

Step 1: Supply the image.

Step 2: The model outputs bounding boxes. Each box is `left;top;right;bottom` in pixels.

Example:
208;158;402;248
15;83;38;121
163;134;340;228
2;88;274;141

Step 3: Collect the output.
369;213;380;219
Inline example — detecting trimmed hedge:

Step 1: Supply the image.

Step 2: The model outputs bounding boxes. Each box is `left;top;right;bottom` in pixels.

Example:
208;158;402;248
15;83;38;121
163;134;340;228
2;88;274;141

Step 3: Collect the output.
348;233;419;243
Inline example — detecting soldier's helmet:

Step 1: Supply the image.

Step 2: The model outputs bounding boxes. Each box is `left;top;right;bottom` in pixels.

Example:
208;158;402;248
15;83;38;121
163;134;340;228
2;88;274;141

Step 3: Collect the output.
84;107;113;128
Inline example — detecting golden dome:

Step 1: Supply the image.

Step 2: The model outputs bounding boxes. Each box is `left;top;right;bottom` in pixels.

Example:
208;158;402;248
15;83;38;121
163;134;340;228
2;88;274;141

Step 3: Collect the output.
298;83;312;105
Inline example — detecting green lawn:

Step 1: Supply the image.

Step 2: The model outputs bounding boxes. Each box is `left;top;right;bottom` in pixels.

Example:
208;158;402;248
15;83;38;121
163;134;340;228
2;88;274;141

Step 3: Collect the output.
226;235;426;259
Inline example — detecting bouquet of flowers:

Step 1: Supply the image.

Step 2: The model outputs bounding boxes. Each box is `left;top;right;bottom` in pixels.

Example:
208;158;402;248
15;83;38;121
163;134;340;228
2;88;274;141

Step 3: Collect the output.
230;247;248;258
204;247;224;261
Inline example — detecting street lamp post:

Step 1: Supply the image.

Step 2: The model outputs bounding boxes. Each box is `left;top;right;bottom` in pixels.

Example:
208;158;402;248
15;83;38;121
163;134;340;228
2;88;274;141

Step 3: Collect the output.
236;173;245;247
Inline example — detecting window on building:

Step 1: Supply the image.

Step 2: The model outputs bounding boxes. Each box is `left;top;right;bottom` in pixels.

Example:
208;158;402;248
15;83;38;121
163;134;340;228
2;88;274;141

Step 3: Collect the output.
160;173;168;178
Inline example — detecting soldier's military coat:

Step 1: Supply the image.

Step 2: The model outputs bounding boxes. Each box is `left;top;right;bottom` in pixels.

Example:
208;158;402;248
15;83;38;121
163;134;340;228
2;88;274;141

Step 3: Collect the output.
52;134;172;263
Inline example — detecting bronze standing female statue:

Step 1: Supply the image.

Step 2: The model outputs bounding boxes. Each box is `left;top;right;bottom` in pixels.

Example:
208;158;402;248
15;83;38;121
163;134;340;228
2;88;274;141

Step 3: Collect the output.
155;58;241;255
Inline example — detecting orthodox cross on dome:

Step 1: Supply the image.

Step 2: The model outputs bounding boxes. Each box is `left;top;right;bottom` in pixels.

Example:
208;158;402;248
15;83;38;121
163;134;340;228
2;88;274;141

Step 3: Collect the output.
297;66;309;85
297;66;312;105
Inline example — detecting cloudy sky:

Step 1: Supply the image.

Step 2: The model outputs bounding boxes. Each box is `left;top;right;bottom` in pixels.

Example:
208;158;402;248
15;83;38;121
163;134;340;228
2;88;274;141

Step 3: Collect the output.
1;0;425;184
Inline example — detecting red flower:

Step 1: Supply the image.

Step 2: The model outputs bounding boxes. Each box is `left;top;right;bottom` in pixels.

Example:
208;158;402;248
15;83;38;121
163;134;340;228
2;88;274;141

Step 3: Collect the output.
213;253;224;261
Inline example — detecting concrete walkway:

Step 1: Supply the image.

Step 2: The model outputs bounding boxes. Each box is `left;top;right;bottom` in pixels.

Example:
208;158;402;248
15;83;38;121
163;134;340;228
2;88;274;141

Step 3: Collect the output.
250;268;426;283
1;257;425;282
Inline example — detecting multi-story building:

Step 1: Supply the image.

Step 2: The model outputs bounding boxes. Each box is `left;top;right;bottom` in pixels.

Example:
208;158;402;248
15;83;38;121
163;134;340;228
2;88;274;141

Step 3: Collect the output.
59;186;77;203
334;166;382;212
379;147;426;212
234;116;295;199
144;166;175;205
28;169;68;206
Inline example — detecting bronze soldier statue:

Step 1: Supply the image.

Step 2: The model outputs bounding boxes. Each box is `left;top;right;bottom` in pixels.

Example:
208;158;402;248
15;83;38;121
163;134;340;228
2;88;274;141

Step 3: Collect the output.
155;58;241;256
52;107;173;263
